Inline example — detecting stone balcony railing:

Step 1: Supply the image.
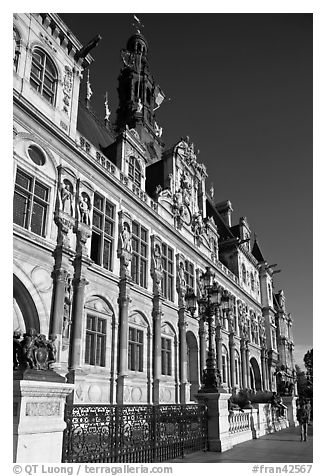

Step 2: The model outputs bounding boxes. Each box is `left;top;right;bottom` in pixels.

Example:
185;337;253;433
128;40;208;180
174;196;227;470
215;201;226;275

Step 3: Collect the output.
228;410;251;434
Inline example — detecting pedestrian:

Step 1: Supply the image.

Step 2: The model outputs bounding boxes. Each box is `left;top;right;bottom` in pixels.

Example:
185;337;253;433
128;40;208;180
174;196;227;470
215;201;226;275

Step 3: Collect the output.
296;403;309;441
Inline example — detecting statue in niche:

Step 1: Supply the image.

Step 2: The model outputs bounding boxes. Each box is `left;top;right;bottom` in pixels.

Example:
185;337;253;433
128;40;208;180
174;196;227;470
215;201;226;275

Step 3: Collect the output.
60;180;74;216
78;194;91;225
136;98;143;113
47;334;57;367
177;261;186;287
120;222;132;254
153;243;163;272
62;278;72;338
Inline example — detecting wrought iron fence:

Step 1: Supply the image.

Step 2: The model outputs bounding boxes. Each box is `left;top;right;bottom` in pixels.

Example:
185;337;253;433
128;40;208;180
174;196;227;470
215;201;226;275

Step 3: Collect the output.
62;403;207;463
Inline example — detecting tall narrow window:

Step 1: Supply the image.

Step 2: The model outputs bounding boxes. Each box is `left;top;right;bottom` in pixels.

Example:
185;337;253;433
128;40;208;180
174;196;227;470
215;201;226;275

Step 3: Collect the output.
128;157;141;187
90;193;115;270
30;48;57;104
131;222;148;288
184;259;194;289
128;327;144;371
161;337;172;376
222;354;228;384
162;244;174;301
85;315;106;366
13;168;49;237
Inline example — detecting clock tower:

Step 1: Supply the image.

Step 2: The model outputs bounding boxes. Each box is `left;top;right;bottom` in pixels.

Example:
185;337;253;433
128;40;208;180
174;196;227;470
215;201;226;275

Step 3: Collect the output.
115;26;164;164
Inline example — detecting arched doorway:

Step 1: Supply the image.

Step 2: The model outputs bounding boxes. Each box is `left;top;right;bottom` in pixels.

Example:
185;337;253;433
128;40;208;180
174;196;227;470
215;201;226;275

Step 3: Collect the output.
13;274;40;333
186;330;199;401
249;356;262;391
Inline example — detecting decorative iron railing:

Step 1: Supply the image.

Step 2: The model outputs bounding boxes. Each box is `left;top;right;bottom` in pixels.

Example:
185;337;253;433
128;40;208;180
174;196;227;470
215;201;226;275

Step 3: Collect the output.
228;410;251;434
62;403;207;463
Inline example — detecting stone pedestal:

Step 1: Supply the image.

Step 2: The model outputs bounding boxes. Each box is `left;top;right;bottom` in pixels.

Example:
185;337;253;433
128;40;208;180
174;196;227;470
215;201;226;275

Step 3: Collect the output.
283;395;299;427
196;391;232;452
13;371;74;463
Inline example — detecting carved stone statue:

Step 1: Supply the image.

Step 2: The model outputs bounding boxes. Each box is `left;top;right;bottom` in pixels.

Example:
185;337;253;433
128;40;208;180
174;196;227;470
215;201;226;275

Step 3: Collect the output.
120;223;132;254
79;195;91;225
177;261;186;288
14;328;57;371
60;180;74;216
153;244;162;272
136;98;143;113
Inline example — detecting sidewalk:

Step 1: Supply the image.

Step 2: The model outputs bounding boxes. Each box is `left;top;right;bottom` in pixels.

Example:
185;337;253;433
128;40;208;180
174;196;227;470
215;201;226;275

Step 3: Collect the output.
170;424;313;463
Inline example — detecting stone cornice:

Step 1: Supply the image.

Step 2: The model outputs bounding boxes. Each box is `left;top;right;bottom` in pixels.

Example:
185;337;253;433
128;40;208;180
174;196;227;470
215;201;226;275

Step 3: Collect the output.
33;13;93;68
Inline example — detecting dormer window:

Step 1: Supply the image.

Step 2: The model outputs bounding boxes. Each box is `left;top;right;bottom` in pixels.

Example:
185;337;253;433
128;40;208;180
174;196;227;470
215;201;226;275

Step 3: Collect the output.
30;48;57;105
128;156;141;187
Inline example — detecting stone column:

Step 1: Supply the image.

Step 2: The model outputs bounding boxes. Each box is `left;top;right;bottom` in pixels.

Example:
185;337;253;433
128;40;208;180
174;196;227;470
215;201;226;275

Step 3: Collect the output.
178;308;188;402
199;318;207;385
176;255;189;403
240;340;247;388
50;267;69;364
68;275;88;371
152;301;163;404
261;348;266;390
116;213;133;404
150;237;164;404
53;201;75;367
67;220;91;378
215;310;222;378
229;332;236;389
116;276;131;403
245;344;250;388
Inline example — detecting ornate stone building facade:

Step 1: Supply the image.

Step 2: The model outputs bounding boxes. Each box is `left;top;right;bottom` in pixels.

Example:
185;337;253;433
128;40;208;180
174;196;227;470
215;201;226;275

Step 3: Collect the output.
13;13;296;407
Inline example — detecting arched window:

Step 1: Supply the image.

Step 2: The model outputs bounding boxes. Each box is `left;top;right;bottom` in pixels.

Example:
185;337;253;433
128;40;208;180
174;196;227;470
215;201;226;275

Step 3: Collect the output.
30;48;57;104
13;28;21;72
128;156;141;187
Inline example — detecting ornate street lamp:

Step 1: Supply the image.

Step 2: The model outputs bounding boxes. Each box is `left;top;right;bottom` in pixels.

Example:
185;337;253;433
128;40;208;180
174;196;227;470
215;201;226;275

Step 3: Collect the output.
185;266;223;393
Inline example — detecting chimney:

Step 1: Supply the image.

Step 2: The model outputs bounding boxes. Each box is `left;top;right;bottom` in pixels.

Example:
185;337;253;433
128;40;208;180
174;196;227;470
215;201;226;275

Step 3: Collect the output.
215;200;233;227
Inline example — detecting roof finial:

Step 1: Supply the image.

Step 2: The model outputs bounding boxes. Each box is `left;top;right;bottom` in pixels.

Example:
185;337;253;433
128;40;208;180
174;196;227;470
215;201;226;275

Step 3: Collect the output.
104;92;111;123
86;70;93;108
132;14;144;34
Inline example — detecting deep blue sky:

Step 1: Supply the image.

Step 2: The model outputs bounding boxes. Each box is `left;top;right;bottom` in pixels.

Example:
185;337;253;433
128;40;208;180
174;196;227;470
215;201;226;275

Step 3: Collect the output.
61;13;312;365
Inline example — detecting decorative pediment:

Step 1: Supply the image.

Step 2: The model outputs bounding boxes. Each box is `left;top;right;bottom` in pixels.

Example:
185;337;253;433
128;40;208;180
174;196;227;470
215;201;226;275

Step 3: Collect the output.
161;322;175;337
129;312;148;327
85;297;113;316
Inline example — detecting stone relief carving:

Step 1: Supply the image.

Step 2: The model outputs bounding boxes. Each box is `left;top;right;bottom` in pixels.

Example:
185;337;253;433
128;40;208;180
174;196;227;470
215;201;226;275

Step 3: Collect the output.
25;402;60;417
62;65;73;115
